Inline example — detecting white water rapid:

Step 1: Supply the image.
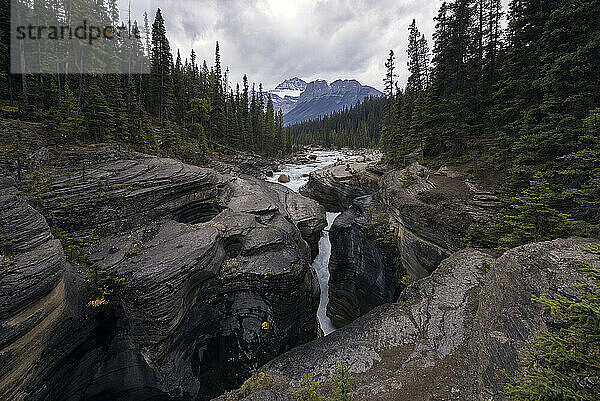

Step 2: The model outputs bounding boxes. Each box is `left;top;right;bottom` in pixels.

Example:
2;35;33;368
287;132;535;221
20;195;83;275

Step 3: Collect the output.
266;150;342;335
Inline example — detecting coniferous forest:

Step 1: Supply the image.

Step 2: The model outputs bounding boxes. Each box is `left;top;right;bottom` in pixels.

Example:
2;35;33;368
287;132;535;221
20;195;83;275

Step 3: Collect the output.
0;2;291;165
288;96;385;149
377;1;599;237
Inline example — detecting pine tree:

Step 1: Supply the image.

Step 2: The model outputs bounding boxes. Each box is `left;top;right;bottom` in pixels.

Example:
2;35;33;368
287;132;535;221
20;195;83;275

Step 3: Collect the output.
561;108;600;224
150;8;175;127
264;96;275;155
48;85;84;143
380;50;397;161
407;20;424;95
187;97;211;153
210;42;226;142
506;246;600;401
488;172;577;252
84;80;115;143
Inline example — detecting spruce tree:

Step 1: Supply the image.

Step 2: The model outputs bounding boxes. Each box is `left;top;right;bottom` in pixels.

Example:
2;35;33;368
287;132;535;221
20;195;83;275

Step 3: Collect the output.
488;172;577;252
506;246;600;401
150;8;175;127
210;42;226;142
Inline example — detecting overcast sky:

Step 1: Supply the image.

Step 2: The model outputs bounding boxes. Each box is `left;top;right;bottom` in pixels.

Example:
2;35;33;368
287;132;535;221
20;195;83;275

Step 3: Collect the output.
121;1;500;91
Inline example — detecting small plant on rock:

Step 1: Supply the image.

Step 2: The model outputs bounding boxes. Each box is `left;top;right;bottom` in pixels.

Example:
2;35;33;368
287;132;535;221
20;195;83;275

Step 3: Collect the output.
293;373;323;401
125;245;142;258
330;363;353;401
225;371;273;401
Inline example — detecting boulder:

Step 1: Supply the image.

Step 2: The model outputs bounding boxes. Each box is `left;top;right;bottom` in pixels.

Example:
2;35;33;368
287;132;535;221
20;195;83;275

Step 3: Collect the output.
251;238;599;400
299;156;382;212
277;174;290;183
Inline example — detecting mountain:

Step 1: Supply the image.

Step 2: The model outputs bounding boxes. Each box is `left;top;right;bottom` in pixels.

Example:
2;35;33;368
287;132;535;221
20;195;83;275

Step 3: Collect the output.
264;78;383;125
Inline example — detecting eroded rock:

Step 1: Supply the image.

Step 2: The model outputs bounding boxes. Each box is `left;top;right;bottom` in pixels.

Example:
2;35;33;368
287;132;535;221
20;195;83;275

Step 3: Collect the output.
249;238;598;401
299;154;383;212
1;147;324;401
327;195;403;327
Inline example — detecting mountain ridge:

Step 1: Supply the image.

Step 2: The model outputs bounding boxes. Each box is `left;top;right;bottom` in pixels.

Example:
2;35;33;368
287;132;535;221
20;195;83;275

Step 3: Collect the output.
265;78;383;125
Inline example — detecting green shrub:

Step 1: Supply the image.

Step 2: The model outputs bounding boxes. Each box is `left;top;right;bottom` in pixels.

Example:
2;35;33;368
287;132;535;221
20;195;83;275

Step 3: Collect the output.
226;371;273;401
330;363;353;401
293;373;322;401
505;245;600;400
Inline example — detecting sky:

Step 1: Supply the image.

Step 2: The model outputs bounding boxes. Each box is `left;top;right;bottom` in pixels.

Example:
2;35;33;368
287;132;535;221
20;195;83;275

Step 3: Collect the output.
120;1;496;92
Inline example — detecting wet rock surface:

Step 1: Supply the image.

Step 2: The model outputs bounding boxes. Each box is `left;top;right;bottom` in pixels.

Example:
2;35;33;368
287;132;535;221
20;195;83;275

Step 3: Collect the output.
1;146;325;401
249;238;599;401
299;152;383;212
327;195;403;327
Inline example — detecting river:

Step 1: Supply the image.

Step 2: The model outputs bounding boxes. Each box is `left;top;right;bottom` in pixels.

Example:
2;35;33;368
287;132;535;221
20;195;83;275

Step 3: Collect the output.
266;150;343;335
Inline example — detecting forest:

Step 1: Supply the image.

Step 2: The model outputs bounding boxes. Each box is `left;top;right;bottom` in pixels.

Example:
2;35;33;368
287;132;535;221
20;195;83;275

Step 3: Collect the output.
376;1;599;238
0;1;291;165
288;95;385;149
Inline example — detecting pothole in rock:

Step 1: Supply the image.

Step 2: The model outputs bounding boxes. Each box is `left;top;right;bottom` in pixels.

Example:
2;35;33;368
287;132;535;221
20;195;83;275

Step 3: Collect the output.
224;235;244;258
173;201;223;224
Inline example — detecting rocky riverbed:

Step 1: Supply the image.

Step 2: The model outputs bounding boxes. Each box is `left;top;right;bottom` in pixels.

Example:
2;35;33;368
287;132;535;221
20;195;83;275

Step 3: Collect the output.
1;142;597;401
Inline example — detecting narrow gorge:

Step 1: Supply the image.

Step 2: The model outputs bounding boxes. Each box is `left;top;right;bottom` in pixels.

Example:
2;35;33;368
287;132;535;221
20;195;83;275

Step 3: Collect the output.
1;144;598;401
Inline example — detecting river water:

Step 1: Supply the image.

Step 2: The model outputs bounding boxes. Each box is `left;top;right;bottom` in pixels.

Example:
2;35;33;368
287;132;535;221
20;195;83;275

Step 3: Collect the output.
266;150;342;335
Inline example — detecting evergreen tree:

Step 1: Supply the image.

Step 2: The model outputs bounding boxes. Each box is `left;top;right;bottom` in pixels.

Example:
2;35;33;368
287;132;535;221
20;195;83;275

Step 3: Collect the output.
506;246;600;401
487;172;577;252
150;8;175;127
380;50;397;161
210;42;226;142
263;95;276;155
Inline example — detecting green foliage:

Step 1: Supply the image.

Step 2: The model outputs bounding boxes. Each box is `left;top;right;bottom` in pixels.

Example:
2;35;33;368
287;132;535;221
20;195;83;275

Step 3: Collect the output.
293;373;323;401
487;173;578;252
238;372;273;399
561;108;600;223
506;245;600;401
51;226;90;263
6;6;289;159
329;363;353;401
125;245;142;258
85;262;127;308
375;232;399;246
475;260;492;275
45;85;84;143
293;363;354;401
289;96;385;149
464;223;491;248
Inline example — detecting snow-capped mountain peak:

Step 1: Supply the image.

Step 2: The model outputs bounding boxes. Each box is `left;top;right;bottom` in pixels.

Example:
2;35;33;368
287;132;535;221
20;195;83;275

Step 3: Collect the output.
265;77;383;125
274;77;307;92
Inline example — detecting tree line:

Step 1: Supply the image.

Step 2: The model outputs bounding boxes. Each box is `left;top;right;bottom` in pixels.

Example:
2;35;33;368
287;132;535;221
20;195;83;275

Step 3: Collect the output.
379;0;599;229
0;1;292;162
379;3;599;396
288;96;385;149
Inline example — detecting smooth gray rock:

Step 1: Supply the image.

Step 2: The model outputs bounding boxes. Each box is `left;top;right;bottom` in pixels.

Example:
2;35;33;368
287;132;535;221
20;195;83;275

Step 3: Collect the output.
327;195;403;327
257;238;599;400
265;181;326;260
299;158;382;212
1;147;323;401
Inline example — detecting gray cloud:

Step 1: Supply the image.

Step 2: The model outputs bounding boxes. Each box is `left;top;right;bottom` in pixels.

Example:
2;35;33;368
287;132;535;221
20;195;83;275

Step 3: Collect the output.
122;1;499;91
